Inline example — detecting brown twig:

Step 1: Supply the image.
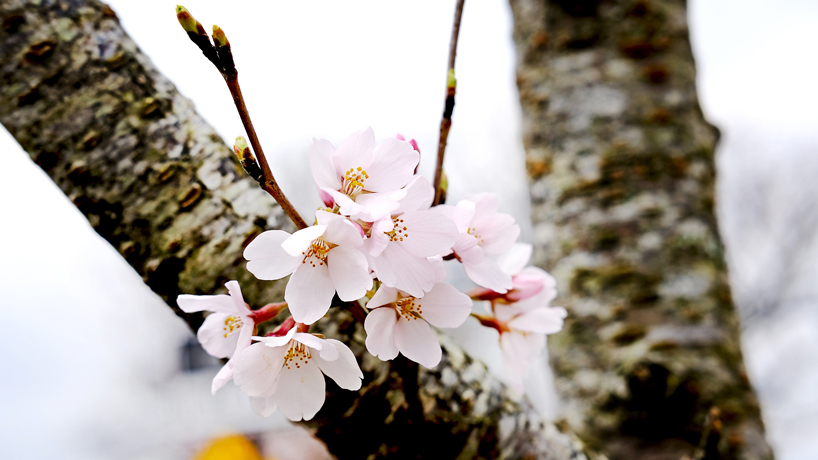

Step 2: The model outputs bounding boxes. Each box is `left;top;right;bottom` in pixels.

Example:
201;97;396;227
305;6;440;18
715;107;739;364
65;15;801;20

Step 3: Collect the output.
224;76;308;229
432;0;465;206
177;8;308;230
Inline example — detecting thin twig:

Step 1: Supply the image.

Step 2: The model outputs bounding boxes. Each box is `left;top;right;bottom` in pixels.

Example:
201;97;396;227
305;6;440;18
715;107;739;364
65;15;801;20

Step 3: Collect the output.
225;76;308;229
177;9;308;230
432;0;465;206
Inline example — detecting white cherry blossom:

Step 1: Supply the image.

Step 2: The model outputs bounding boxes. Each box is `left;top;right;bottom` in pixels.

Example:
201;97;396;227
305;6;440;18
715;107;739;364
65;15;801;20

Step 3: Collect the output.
244;210;372;324
232;329;363;421
364;283;472;368
177;280;254;394
475;288;566;393
365;177;458;297
435;193;520;293
309;127;419;221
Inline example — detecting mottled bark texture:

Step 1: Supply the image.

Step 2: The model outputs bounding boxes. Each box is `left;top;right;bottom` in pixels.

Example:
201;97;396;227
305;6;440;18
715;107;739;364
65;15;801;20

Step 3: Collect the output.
0;1;588;458
509;1;772;459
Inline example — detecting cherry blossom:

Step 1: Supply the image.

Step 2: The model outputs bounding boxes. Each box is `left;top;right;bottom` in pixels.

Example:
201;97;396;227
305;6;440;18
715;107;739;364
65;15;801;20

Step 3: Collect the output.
232;328;363;421
365;178;458;297
364;283;472;368
177;280;255;394
244;210;372;325
471;243;557;303
474;286;566;393
435;193;520;293
309;127;419;221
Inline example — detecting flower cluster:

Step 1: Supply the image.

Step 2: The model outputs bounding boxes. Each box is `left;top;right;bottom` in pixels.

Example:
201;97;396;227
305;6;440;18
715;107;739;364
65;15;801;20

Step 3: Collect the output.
178;128;565;421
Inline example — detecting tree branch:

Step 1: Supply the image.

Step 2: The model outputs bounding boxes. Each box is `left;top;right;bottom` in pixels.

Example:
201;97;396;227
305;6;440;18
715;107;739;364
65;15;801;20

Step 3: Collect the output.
432;0;464;206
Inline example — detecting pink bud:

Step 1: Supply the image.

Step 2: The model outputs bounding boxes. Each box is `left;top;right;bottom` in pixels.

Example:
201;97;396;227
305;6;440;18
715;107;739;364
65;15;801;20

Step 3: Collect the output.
409;139;419;152
395;133;406;141
506;274;546;302
318;189;335;208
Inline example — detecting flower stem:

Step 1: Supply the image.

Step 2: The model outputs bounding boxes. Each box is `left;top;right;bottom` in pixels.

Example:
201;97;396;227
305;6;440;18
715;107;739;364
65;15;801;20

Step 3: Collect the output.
432;0;465;206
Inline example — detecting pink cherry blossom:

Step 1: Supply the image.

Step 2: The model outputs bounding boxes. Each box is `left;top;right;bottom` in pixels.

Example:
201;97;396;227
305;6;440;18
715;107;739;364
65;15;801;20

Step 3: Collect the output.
364;283;472;368
232;328;363;421
243;210;372;324
435;193;521;293
309;127;419;221
471;243;557;303
177;280;255;394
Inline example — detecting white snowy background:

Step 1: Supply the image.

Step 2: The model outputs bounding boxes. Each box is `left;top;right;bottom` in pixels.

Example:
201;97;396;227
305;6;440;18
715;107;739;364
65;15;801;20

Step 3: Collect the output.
1;0;816;459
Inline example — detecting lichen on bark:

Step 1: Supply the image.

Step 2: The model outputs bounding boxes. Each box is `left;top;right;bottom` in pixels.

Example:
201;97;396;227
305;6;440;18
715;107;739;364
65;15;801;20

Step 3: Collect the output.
1;1;589;458
509;1;773;459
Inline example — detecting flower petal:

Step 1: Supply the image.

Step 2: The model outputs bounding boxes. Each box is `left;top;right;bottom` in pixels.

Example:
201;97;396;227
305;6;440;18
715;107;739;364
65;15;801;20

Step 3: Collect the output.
211;361;236;395
364;307;399;361
285;263;335;324
393;175;434;214
452;233;484;265
417;283;472;329
353;192;402;221
371;244;435;297
397;211;458;258
464;257;513;293
292;332;325;351
225;280;252;316
197;312;242;359
282;225;327;256
367;285;399;309
363;137;419;192
309;137;341;190
249;395;278;418
328;245;372;301
497;243;532;276
177;294;235;314
273;361;326;421
255;328;297;348
319;211;363;248
244;230;302;280
333;127;376;177
394;317;441;368
314;339;363;390
233;342;287;397
428;255;448;283
508;307;567;335
500;331;545;390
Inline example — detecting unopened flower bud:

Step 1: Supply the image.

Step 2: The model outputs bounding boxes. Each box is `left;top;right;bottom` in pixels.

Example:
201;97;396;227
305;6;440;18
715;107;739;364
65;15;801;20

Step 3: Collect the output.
176;5;198;33
233;136;264;182
212;25;229;47
234;136;249;157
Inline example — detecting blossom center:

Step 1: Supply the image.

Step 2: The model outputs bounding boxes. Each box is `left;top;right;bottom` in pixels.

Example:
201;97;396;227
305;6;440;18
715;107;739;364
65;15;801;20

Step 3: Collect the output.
342;166;369;198
385;216;410;242
284;341;311;369
222;316;244;338
467;226;484;244
396;297;423;321
301;237;334;267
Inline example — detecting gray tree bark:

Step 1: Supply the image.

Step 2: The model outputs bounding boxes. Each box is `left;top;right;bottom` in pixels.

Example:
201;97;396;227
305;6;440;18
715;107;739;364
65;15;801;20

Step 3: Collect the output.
509;1;773;459
0;0;588;458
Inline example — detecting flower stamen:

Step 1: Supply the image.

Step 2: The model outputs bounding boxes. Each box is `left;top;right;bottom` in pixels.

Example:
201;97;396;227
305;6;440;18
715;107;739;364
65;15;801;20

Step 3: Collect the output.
396;297;423;321
222;316;244;338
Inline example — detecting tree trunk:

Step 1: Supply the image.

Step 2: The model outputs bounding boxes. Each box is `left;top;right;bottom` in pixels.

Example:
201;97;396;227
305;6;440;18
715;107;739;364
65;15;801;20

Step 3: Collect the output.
0;1;588;458
509;1;772;459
